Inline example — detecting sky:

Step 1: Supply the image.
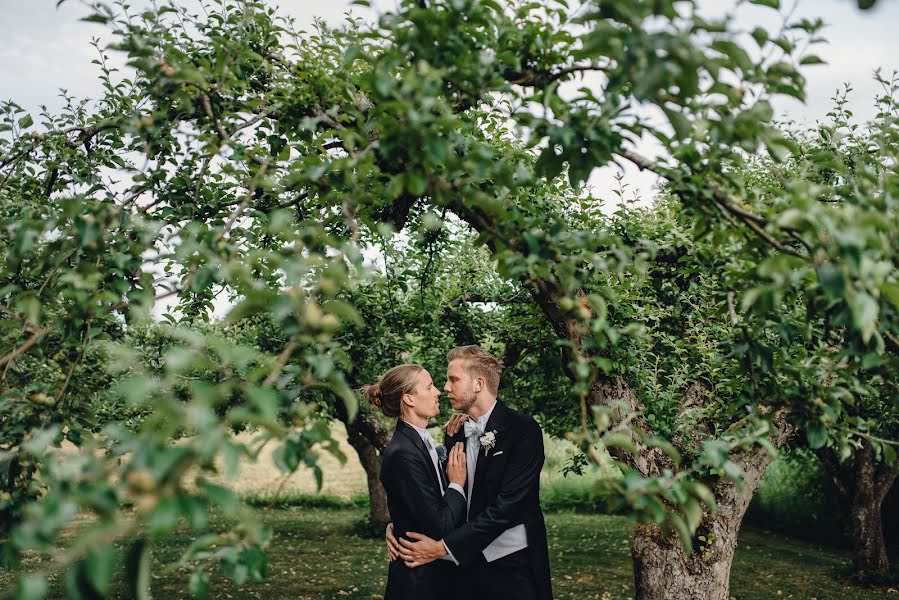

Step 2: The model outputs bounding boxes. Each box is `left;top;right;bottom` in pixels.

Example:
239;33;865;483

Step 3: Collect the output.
2;0;897;200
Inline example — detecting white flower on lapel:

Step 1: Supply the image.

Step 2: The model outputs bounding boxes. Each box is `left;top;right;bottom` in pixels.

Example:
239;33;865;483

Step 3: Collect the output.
480;430;498;456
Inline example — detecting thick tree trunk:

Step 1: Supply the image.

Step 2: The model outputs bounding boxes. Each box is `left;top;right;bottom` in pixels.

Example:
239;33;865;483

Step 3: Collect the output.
818;441;898;576
632;519;737;600
631;436;784;600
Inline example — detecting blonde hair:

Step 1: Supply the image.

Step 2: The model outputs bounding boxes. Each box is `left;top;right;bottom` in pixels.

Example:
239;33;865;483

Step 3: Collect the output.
446;345;502;395
362;364;424;418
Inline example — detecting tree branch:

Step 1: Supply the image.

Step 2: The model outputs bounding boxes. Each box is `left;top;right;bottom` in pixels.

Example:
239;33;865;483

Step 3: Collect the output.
0;327;54;369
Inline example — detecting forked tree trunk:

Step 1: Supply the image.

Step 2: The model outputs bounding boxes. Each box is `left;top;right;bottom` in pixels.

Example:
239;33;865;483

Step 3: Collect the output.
627;402;792;600
818;441;898;577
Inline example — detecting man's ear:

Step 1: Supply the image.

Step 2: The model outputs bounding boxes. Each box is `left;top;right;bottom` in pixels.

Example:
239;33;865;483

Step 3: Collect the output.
402;392;415;407
474;377;485;393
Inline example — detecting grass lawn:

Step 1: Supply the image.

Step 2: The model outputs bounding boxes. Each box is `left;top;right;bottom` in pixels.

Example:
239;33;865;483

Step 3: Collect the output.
3;508;894;600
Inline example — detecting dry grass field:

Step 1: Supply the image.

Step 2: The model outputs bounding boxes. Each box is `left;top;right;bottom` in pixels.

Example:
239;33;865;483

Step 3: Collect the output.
205;422;589;502
214;423;369;500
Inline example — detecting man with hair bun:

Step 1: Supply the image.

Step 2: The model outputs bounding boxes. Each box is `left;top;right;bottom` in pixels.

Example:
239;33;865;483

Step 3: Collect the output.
387;345;553;600
366;364;468;600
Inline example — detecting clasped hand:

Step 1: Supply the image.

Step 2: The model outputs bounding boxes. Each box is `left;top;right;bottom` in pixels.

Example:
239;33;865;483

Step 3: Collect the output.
386;524;447;567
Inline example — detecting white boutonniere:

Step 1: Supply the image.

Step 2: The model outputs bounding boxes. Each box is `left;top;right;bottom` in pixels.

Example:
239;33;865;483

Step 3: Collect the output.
480;430;498;456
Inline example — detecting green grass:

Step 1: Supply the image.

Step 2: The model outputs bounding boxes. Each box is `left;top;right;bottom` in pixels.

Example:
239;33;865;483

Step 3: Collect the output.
240;476;616;514
241;490;370;509
2;508;893;600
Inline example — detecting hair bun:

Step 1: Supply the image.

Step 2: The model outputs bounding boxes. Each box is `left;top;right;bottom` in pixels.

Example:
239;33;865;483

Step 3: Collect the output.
363;384;382;408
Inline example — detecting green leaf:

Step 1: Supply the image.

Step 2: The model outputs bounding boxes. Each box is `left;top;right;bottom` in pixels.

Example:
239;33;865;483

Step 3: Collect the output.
884;443;897;466
682;498;703;531
198;480;238;516
689;482;717;513
148;497;181;535
806;421;827;449
710;40;753;71
750;27;769;47
124;539;151;600
880;282;899;311
13;575;48;600
847;291;879;343
645;436;681;465
85;546;115;595
242;546;268;582
816;264;845;300
535;147;565;181
749;0;780;8
799;55;826;65
663;108;692;140
189;571;210;599
17;114;33;129
861;353;886;370
668;513;693;553
602;433;637;455
81;14;109;24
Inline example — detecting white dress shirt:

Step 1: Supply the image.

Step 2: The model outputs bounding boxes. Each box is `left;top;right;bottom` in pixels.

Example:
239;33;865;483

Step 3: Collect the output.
403;420;466;499
443;401;528;564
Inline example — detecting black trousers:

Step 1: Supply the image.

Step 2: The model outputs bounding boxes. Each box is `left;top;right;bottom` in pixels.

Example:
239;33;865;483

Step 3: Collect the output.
458;549;537;600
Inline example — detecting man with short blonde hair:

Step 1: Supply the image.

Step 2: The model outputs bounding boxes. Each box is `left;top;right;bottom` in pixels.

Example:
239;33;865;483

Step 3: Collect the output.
446;345;502;395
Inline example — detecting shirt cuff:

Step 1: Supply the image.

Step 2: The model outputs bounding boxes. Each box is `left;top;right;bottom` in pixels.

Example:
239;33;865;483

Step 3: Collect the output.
447;483;465;499
440;540;459;565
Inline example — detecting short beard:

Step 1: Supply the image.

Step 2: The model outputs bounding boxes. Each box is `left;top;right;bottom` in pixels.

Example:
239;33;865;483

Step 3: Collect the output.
455;389;477;414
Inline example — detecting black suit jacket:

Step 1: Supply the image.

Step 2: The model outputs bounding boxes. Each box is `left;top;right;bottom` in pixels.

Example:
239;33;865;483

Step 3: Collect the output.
380;420;467;600
442;400;553;600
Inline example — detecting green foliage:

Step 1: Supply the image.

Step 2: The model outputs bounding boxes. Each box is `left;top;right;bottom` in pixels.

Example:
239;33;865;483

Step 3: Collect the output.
745;448;846;547
1;0;897;595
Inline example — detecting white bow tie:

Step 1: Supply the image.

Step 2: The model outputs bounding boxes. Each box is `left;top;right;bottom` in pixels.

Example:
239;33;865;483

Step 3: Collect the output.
463;419;485;438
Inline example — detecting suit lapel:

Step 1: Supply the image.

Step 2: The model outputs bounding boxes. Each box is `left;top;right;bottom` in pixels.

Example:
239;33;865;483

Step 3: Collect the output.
396;421;442;493
470;400;509;514
438;460;449;490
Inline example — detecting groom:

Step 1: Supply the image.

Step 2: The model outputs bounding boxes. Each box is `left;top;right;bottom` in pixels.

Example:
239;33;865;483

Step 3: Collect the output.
387;345;553;600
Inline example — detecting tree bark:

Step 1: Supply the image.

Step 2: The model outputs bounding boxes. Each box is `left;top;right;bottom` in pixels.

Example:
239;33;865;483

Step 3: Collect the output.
345;422;390;525
818;441;899;576
848;492;890;575
333;391;393;526
632;423;791;600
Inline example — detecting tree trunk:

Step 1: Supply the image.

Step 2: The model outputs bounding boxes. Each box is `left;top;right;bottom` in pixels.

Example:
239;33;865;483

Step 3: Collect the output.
632;519;736;600
345;422;390;525
631;420;792;600
848;492;889;575
333;395;393;527
818;441;898;577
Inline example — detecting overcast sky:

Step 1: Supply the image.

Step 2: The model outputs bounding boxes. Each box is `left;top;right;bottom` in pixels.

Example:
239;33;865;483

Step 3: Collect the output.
2;0;897;200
